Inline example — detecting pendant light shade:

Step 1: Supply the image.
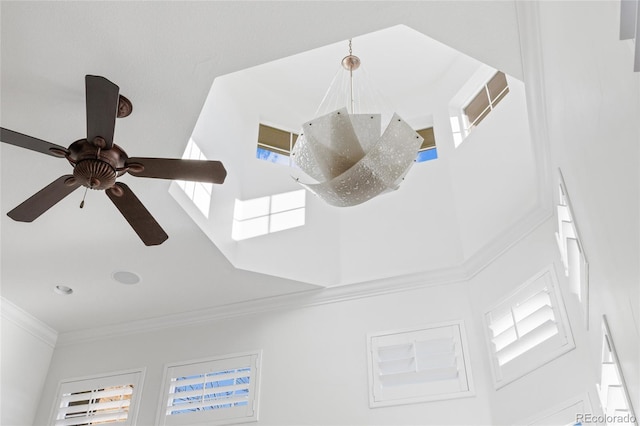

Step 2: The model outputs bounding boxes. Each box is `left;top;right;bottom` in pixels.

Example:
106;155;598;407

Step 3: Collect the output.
292;40;423;207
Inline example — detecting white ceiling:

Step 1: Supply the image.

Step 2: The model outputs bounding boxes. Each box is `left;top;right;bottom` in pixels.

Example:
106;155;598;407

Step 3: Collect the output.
0;1;539;333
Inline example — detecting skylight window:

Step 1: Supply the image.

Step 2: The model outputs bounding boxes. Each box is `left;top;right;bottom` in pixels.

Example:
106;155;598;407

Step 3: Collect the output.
157;352;261;426
484;266;574;388
415;127;438;163
463;71;509;129
449;68;511;147
232;189;305;241
52;370;143;426
178;139;213;217
256;123;298;166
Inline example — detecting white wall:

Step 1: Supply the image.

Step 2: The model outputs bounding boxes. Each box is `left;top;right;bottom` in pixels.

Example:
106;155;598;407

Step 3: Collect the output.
33;218;597;426
467;219;595;425
531;0;640;412
1;298;56;426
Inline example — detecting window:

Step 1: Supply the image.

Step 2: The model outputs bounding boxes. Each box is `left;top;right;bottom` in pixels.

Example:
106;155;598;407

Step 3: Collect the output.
232;189;305;241
463;71;509;129
619;0;639;72
256;123;298;166
415;127;438;163
519;393;600;426
597;316;637;425
556;170;589;327
484;266;575;388
367;321;474;407
449;68;510;147
157;351;261;426
52;370;143;426
178;139;213;217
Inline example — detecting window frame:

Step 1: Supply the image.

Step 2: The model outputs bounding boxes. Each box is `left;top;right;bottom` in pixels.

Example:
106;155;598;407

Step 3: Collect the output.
518;392;599;426
415;126;438;163
366;320;475;408
448;65;510;147
155;351;262;426
556;169;590;329
597;316;637;425
49;368;145;426
256;123;298;166
483;266;575;389
462;71;509;129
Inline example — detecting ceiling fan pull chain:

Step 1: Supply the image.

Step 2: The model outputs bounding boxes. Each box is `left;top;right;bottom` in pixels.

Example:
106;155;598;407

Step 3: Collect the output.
80;186;88;208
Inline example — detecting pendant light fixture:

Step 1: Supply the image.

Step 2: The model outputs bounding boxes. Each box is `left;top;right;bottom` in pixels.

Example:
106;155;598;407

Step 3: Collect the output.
291;39;423;207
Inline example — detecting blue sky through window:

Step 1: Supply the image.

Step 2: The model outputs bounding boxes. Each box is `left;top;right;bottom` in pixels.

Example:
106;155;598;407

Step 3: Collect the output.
170;368;251;414
416;148;437;163
256;147;290;166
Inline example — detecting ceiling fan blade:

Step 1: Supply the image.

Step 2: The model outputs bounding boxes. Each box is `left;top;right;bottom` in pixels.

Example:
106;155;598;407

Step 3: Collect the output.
126;157;227;184
0;127;69;157
86;75;119;149
106;182;168;246
7;175;80;222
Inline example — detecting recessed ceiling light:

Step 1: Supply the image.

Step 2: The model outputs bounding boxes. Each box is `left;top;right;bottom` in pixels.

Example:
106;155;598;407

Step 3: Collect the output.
112;270;141;285
54;285;73;295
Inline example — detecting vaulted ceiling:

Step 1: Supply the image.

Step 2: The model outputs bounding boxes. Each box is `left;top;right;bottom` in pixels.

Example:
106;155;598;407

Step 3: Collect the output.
1;1;545;333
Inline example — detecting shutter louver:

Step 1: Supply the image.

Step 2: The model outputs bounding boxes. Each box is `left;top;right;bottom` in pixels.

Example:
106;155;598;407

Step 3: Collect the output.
597;318;636;422
489;286;559;366
377;338;458;387
53;371;142;426
368;321;474;407
167;368;252;415
484;267;575;388
556;172;589;324
158;351;261;426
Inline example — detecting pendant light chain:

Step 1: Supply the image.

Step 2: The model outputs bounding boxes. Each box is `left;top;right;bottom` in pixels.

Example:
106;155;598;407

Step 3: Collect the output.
348;39;355;114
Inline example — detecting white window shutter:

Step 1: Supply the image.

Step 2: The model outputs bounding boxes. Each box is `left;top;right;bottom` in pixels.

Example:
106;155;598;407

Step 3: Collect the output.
556;170;590;326
368;321;474;407
597;316;637;423
484;266;575;388
157;351;261;426
52;370;143;426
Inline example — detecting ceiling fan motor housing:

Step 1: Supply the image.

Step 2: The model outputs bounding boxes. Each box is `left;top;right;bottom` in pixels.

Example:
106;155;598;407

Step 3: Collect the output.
67;139;128;190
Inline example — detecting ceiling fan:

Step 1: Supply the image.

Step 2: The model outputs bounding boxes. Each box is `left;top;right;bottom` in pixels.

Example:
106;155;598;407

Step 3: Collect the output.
0;75;227;246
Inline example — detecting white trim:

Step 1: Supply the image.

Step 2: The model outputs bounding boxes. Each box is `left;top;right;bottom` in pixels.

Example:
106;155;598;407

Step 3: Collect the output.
514;0;554;215
518;392;598;425
599;315;638;424
48;368;146;426
155;350;261;426
483;265;575;389
56;205;552;347
1;297;58;348
366;320;475;408
557;168;590;329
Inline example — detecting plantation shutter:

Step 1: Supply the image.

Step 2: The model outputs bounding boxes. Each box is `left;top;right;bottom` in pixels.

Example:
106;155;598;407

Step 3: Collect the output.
484;267;575;388
598;318;635;420
53;371;142;426
369;322;473;406
488;286;559;366
159;352;261;426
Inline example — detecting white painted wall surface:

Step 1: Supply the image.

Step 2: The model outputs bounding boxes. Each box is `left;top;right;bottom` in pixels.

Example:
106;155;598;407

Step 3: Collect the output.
1;299;56;426
531;0;640;413
33;219;596;426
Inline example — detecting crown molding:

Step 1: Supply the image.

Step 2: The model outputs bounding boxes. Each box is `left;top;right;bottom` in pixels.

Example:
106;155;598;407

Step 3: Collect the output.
56;203;552;347
515;0;554;210
1;297;58;348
